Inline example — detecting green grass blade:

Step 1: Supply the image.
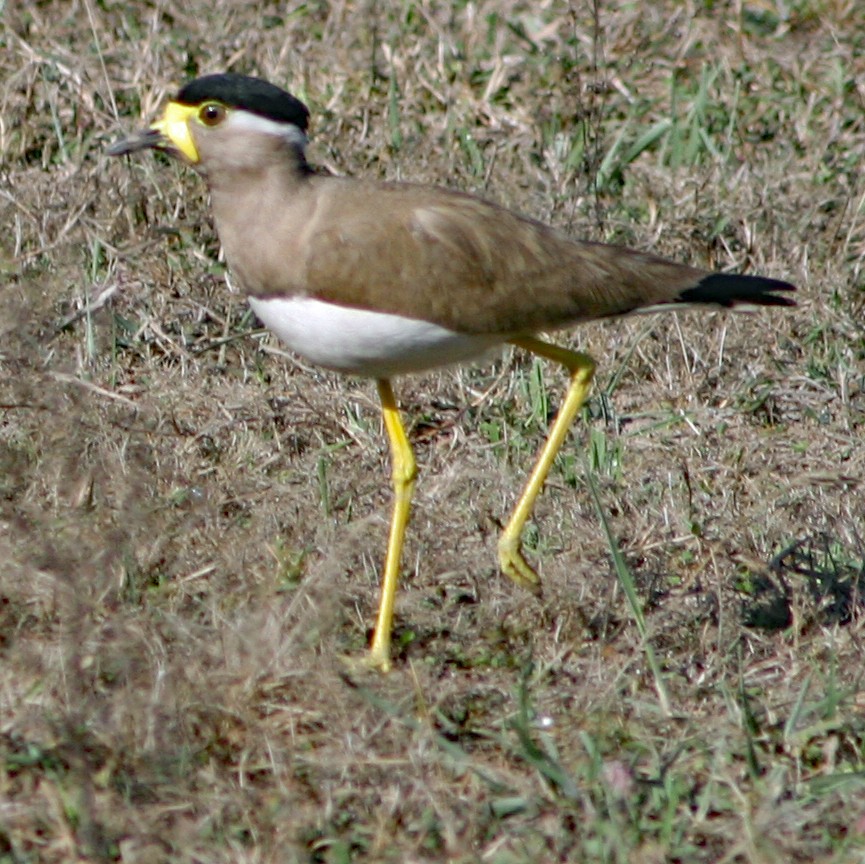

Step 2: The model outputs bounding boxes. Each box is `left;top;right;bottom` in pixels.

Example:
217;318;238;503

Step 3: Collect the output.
587;472;672;716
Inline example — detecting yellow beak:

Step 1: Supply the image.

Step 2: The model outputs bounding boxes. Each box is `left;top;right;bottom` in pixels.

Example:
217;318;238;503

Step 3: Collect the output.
107;101;200;164
150;101;200;163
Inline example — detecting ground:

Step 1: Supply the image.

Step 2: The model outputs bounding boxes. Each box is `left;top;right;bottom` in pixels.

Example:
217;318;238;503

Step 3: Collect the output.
1;1;864;862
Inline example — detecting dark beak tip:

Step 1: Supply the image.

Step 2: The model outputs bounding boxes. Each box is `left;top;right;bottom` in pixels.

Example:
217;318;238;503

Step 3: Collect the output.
106;127;162;157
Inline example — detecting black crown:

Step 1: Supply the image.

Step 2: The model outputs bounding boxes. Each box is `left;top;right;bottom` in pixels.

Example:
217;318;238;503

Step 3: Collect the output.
176;73;310;131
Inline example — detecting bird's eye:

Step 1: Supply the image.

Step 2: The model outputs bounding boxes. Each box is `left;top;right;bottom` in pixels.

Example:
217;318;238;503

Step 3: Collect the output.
199;103;226;126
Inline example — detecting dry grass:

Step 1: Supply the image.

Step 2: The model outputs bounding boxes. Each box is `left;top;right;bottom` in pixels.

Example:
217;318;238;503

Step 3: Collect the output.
2;0;865;861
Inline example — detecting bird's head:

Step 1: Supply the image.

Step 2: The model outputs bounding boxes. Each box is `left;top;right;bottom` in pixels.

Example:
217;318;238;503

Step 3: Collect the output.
108;73;310;174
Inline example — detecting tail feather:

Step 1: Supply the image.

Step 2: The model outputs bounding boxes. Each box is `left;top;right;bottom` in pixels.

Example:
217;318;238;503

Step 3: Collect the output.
679;273;796;308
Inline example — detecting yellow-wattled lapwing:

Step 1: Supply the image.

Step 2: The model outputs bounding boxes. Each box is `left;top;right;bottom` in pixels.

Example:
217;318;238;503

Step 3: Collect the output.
109;73;795;670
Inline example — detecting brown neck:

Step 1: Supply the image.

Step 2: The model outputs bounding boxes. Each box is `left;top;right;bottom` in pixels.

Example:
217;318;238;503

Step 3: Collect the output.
205;147;316;297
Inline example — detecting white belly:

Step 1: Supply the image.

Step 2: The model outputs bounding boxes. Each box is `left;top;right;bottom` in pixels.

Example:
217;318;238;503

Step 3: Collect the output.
248;295;503;378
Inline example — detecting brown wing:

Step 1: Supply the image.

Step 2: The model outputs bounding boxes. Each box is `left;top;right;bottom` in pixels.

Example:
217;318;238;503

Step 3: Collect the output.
267;177;793;335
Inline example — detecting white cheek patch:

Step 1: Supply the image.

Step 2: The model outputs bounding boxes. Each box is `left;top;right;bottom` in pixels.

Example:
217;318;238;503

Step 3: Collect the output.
248;295;503;378
227;111;307;147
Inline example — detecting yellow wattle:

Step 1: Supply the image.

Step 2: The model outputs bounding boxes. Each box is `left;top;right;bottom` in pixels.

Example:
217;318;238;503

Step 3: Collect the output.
152;101;200;163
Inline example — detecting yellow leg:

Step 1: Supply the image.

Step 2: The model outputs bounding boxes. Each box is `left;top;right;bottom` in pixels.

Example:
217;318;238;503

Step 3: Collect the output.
498;336;596;592
367;379;417;671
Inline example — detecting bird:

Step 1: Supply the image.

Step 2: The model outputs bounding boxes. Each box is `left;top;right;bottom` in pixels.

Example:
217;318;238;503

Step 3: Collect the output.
108;73;795;671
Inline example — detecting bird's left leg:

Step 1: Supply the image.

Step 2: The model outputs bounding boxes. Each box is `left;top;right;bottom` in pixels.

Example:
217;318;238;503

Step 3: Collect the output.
367;378;418;671
498;336;596;591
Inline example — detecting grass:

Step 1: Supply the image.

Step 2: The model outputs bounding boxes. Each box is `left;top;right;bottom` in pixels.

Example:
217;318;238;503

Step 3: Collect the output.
2;0;865;861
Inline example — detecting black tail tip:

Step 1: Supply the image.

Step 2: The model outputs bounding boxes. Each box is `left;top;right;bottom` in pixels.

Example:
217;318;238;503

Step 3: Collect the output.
682;273;797;308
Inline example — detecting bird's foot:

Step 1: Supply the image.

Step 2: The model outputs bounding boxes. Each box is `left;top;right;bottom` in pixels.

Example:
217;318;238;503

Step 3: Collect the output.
498;536;544;596
338;646;392;675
